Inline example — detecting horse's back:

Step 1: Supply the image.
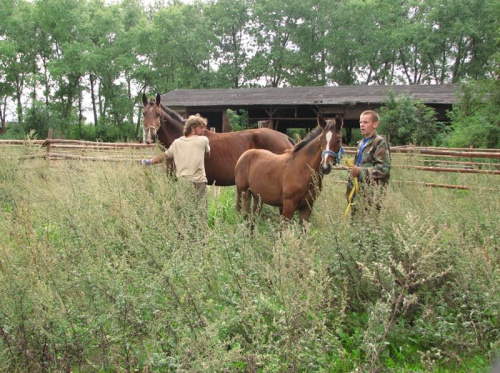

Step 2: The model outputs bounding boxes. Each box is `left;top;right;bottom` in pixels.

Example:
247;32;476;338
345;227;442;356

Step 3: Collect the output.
208;128;292;153
235;149;288;206
235;148;272;183
204;129;291;186
249;128;293;152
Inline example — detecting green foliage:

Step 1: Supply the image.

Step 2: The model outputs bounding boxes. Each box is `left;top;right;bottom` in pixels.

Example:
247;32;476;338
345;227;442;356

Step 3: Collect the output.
347;129;364;146
286;128;308;143
226;109;254;131
0;154;498;371
1;0;499;136
378;91;444;146
67;122;136;142
446;68;500;148
0;123;25;139
22;100;51;138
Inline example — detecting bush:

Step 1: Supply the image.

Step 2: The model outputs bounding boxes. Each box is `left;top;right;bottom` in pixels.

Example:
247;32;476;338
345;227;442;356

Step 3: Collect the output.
446;78;500;148
0;123;25;139
0;154;497;371
286;128;308;143
22;100;51;138
227;109;255;131
378;91;444;146
67;121;136;142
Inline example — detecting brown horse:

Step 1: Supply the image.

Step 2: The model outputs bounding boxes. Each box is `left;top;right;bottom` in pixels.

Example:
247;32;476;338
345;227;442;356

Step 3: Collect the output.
142;93;294;186
235;114;344;222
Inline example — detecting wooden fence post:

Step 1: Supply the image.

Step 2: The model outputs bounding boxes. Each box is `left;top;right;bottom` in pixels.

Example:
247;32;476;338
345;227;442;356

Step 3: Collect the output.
46;128;53;159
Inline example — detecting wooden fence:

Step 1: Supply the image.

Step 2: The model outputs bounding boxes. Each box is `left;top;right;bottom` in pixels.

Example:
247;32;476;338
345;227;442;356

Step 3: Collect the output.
1;137;499;190
337;145;500;190
0;138;156;162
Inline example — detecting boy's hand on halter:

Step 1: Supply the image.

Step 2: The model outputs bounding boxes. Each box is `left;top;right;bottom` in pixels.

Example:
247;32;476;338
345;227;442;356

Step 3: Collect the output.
350;166;360;177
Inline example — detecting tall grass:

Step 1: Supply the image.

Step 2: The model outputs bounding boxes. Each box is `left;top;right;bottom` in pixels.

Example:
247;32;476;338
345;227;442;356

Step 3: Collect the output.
0;155;498;372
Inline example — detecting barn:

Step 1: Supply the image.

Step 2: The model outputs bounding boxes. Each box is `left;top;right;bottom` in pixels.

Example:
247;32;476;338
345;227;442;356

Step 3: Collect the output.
160;84;459;141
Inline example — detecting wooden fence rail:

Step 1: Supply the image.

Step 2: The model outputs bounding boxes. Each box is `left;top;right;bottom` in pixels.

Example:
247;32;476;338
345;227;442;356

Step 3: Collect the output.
2;138;499;189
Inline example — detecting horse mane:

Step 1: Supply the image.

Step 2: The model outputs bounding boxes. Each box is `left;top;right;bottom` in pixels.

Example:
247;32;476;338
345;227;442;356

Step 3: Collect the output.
292;126;322;153
160;103;186;124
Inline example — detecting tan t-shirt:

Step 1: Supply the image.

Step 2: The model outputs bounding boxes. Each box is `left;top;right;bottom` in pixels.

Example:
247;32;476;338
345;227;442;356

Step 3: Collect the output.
164;136;210;183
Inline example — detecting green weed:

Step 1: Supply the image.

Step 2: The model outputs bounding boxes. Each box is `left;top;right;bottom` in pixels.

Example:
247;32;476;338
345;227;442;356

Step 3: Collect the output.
0;157;498;371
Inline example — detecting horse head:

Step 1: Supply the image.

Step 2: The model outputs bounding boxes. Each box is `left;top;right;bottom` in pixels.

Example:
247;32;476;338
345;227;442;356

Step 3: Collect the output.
318;114;344;175
142;93;162;144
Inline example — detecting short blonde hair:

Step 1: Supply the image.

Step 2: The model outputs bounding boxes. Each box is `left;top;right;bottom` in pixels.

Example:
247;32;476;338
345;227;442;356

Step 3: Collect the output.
184;114;208;136
360;110;379;123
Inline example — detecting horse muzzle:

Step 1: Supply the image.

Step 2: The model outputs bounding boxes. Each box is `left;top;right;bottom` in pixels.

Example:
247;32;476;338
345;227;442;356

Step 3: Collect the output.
321;147;344;174
144;127;158;144
146;134;157;144
320;163;333;175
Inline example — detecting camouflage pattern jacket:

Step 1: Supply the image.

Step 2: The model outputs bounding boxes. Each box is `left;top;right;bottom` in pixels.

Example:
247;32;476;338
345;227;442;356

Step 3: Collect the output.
347;134;391;195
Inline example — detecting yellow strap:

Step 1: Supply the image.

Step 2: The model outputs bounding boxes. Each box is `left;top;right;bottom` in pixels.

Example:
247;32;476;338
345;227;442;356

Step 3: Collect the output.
344;176;359;220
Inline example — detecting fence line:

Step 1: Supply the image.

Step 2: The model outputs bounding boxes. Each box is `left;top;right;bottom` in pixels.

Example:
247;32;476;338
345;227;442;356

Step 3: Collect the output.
1;137;156;162
2;138;499;189
398;165;500;175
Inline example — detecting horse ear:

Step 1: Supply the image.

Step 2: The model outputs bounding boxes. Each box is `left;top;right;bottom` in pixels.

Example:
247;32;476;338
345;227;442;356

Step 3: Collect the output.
317;114;326;128
142;93;148;107
156;93;161;106
336;114;344;130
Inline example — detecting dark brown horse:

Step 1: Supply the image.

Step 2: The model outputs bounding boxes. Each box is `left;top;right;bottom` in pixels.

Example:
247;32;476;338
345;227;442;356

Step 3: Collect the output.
142;93;294;186
235;114;344;222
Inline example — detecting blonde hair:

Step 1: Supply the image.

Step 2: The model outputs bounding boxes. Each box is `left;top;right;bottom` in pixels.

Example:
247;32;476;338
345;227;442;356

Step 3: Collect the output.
360;110;379;123
184;114;208;136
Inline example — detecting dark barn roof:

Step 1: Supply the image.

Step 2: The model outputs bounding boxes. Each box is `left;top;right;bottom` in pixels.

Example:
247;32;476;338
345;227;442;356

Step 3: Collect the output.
160;85;460;134
161;84;459;107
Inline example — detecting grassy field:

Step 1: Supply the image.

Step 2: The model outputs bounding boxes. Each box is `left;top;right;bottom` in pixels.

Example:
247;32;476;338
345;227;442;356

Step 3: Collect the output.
0;146;499;372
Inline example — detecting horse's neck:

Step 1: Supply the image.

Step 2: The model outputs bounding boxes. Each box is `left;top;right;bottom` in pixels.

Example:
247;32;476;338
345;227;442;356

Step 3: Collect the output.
159;113;184;148
294;137;322;170
203;131;219;139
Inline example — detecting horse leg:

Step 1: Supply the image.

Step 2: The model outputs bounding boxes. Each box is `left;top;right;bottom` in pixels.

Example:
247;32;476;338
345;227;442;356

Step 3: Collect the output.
297;206;313;225
281;199;297;221
251;193;263;216
236;187;251;217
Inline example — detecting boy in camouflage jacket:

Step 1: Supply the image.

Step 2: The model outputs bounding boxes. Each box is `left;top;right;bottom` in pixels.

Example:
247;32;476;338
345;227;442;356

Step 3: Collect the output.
346;110;391;213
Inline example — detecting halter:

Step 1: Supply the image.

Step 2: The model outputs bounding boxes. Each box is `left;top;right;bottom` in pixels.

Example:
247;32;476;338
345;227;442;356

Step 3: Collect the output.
322;146;345;163
144;125;159;139
143;124;159;144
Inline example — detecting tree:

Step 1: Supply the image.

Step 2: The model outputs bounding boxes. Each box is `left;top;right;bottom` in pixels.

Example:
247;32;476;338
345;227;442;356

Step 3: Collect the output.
427;0;500;83
0;0;38;124
284;0;332;86
246;0;304;87
149;2;217;91
206;0;251;88
393;0;436;84
36;0;90;136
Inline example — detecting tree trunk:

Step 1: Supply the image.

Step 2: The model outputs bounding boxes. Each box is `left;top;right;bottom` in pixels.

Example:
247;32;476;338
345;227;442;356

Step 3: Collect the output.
90;74;98;127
